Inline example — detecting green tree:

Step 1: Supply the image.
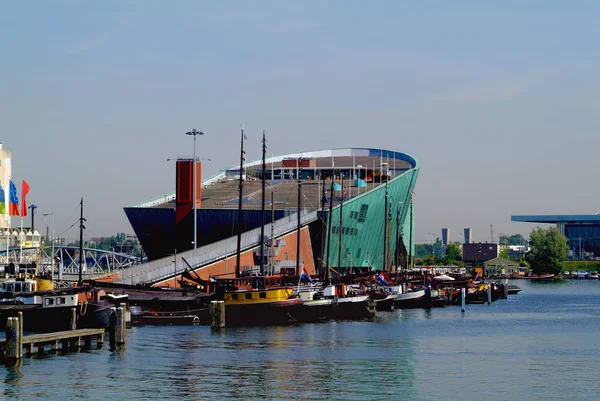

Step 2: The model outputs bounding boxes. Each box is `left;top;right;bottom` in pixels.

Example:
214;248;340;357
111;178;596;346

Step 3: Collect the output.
525;227;569;275
499;248;509;259
499;233;526;246
444;242;462;263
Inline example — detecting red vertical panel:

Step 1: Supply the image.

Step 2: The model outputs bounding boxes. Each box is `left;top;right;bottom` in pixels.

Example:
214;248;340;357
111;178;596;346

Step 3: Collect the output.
176;160;193;224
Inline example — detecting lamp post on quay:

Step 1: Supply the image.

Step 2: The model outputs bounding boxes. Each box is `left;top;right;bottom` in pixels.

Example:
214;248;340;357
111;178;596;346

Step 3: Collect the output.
185;129;204;249
42;212;55;281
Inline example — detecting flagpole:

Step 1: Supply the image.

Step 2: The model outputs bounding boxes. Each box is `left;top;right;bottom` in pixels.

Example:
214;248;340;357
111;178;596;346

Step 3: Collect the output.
4;177;8;265
4;163;9;265
19;215;23;264
296;269;302;294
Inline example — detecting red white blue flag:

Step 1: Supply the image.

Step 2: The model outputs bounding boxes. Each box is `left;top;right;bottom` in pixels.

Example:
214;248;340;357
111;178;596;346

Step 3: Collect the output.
377;272;390;286
300;267;312;283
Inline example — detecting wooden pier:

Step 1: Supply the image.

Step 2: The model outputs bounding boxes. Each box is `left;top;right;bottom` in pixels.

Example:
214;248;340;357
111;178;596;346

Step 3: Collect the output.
0;328;106;358
0;306;127;363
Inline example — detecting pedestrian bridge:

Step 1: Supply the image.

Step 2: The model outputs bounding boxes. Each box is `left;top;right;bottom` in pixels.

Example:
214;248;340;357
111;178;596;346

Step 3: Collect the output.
0;246;145;279
112;210;319;285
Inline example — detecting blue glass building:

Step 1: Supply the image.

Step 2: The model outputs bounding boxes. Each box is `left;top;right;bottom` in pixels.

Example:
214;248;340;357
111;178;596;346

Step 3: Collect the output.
511;215;600;259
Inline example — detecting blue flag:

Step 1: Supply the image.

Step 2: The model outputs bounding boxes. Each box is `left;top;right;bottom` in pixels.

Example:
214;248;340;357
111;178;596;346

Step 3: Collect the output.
9;180;19;216
0;185;5;214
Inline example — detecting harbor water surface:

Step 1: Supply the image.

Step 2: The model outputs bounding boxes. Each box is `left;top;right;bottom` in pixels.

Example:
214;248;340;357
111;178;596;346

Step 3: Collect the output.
2;280;599;401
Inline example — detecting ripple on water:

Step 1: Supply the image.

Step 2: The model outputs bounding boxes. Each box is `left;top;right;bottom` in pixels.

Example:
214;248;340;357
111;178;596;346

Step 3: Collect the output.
1;280;600;401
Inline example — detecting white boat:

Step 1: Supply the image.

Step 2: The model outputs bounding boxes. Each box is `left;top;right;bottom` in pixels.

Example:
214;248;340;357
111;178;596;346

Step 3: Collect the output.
297;287;375;321
588;272;599;280
394;289;429;308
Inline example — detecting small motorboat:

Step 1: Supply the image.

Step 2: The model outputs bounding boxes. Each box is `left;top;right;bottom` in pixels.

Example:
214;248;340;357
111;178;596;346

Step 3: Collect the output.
429;289;448;307
588;272;599;280
139;313;201;326
525;273;555;281
507;284;522;295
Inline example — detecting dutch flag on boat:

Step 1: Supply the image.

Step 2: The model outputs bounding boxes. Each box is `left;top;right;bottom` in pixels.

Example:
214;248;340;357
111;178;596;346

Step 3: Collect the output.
377;272;390;286
300;267;312;283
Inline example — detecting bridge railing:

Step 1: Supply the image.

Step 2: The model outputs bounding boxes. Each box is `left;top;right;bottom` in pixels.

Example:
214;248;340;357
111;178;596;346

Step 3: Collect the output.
116;210;319;284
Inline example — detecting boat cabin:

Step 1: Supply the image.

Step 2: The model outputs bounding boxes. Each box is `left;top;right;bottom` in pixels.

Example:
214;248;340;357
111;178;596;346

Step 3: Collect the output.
224;287;294;303
0;279;38;293
213;276;286;293
41;294;78;308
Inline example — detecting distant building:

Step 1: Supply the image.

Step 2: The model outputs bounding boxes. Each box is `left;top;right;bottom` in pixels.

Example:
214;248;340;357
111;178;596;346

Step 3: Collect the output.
504;245;526;259
484;257;520;276
462;242;498;266
512;215;600;260
0;142;13;230
464;228;472;244
441;228;450;255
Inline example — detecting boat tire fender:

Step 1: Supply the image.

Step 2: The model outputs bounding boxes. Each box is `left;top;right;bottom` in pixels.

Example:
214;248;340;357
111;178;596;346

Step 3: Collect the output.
80;301;88;316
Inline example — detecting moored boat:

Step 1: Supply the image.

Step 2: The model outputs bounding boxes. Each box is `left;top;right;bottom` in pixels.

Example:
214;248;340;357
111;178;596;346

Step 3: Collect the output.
429;289;448;307
524;273;555;281
213;276;303;326
507;284;523;294
296;283;376;322
394;288;430;309
0;279;114;332
368;285;401;311
139;312;202;326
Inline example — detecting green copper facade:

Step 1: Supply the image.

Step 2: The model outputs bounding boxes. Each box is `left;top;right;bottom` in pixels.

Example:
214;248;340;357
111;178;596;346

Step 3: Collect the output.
323;160;419;270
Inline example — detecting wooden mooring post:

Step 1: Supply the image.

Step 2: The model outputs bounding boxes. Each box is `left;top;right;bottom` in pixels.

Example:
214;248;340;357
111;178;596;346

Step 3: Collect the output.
5;316;23;362
70;307;77;330
116;306;126;346
210;300;226;328
109;306;126;350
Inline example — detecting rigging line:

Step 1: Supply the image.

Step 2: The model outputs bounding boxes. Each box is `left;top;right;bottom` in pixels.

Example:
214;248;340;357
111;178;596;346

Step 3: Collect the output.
56;219;79;239
55;201;80;236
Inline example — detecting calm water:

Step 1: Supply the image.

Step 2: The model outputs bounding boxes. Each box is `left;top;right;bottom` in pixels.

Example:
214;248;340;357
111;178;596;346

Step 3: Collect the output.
2;280;600;401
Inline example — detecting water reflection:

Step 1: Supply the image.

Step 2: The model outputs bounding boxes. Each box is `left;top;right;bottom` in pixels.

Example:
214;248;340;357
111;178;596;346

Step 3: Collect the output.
2;362;22;400
3;280;600;400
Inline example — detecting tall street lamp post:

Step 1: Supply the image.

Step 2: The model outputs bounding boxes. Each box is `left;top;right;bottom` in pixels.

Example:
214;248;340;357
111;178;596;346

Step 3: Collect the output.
186;129;204;249
42;212;55;281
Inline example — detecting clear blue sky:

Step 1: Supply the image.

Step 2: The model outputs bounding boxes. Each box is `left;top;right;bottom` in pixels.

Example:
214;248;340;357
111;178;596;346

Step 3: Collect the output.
1;1;599;243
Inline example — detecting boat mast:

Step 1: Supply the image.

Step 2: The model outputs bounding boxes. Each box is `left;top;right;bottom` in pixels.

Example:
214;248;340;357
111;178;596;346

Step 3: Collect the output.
387;195;392;273
235;126;245;278
260;130;266;276
78;197;85;286
338;175;343;274
319;175;326;281
325;178;334;283
395;204;400;275
408;194;413;272
383;182;388;271
296;156;302;276
270;191;275;276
